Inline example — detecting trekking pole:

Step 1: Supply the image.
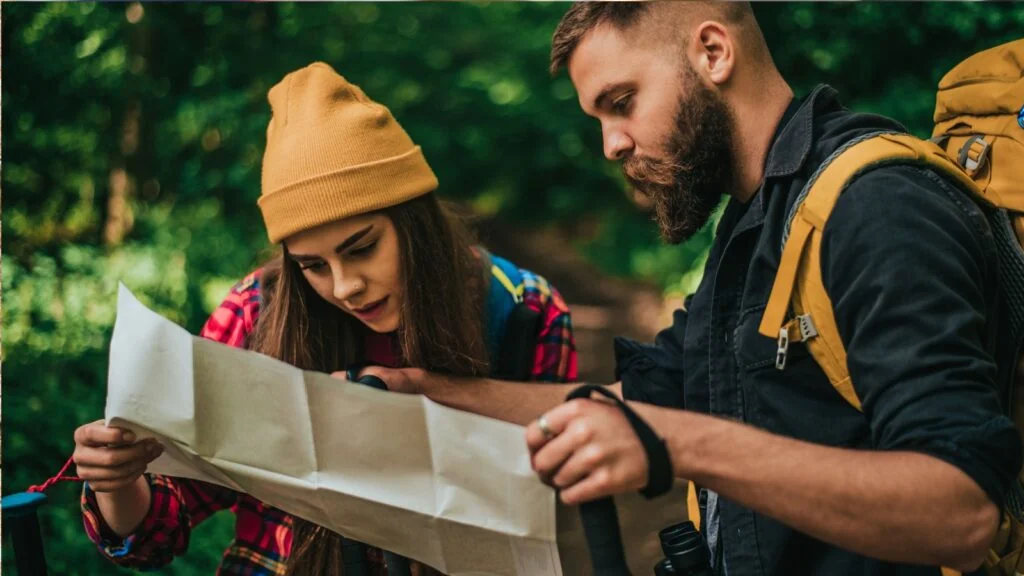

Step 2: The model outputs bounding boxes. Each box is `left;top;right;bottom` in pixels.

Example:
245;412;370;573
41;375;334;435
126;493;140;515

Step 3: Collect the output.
2;491;51;576
579;497;631;576
352;373;414;576
2;453;83;576
564;384;676;576
559;385;631;575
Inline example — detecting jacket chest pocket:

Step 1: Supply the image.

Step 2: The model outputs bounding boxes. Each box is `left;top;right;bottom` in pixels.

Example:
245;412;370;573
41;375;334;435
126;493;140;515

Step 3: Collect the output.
734;306;811;374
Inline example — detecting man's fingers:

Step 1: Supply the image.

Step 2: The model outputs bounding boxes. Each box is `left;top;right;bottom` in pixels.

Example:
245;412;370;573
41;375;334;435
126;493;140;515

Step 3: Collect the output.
526;400;590;452
525;413;561;452
525;422;550;453
531;417;595;477
559;469;613;506
75;421;135;447
551;444;605;489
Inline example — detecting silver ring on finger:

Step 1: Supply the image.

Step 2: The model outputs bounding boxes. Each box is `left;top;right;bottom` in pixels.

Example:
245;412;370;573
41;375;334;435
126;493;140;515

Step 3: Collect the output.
538;414;555;440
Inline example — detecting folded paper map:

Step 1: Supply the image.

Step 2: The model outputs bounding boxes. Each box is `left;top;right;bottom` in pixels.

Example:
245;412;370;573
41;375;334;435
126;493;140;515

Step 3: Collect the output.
105;284;688;575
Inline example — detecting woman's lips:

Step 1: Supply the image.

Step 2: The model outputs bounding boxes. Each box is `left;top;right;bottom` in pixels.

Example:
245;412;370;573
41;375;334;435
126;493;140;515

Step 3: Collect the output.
352;296;388;321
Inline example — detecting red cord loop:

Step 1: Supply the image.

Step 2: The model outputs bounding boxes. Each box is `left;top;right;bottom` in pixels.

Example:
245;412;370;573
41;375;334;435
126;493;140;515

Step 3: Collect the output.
27;455;82;493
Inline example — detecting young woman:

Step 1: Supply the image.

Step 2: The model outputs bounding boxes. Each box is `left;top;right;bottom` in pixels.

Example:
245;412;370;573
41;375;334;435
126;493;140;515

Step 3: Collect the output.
73;62;578;576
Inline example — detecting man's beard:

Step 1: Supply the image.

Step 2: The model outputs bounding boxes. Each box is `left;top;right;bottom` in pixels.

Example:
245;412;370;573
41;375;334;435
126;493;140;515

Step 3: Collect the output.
623;74;735;245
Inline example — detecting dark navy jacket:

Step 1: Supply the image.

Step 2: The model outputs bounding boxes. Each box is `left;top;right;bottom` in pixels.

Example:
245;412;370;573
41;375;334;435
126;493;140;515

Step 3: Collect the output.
617;85;1022;576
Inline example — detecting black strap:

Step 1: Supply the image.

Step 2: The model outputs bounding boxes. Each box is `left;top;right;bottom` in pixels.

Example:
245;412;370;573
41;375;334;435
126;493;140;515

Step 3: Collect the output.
566;384;674;499
494;302;542;380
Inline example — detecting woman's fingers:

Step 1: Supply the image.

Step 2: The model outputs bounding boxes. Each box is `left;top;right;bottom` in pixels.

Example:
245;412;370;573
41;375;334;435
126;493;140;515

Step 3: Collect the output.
74;439;162;469
76;460;150;484
81;471;149;494
76;442;162;493
74;420;135;448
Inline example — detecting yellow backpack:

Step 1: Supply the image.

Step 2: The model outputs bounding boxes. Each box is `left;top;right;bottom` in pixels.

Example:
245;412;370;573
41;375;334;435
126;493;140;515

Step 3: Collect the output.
757;39;1024;575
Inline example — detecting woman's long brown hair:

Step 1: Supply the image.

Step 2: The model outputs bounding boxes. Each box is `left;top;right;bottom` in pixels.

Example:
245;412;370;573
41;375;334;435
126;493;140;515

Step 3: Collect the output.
250;193;490;575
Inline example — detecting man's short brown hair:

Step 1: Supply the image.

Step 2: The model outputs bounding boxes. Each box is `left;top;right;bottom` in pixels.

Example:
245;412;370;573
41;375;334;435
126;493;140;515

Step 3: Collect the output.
549;3;650;76
549;2;756;76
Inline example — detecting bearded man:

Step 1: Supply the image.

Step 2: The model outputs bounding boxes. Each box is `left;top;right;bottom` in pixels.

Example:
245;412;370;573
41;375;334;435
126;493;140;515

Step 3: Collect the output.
360;4;1021;574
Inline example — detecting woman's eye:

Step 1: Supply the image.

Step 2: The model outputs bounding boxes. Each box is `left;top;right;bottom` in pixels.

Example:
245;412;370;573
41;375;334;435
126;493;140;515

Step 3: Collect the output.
350;241;377;257
300;261;327;273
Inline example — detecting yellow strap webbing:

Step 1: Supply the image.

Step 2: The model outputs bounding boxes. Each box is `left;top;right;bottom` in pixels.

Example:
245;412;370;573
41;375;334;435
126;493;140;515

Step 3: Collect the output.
490;264;524;303
759;133;980;412
686;480;700;530
759;215;814;339
755;132;983;575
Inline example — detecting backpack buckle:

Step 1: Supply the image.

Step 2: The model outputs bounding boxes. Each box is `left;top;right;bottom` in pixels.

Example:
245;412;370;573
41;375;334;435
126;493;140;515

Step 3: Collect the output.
775;327;790;370
957;135;990;176
775;315;817;371
797;314;818;341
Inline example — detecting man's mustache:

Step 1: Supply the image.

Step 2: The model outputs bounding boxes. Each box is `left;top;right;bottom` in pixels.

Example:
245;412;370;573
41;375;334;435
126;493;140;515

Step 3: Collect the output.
622;154;681;192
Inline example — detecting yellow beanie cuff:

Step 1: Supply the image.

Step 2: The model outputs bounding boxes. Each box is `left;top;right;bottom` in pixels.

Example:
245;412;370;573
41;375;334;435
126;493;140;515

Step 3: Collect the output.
258;146;436;243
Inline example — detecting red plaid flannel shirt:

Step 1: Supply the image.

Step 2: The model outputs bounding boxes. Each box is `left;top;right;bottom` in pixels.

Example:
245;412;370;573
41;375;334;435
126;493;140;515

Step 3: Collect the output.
82;263;577;574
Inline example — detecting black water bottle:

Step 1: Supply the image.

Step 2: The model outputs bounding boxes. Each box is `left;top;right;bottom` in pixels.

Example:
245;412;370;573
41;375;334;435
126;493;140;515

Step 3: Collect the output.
652;521;713;576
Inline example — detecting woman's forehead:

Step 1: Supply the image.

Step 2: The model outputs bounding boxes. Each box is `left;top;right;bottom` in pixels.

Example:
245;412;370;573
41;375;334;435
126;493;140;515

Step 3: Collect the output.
285;212;389;253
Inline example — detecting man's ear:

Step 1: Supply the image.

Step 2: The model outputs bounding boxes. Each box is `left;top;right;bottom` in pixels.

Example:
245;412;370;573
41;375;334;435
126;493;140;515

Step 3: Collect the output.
691;20;735;87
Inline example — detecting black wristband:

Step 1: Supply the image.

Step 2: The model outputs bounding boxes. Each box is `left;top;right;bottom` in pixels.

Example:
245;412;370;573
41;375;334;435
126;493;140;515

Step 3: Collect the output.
565;384;674;499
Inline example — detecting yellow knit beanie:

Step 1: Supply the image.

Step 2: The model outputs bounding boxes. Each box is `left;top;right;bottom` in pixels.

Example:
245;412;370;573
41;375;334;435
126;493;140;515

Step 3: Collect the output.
258;62;438;243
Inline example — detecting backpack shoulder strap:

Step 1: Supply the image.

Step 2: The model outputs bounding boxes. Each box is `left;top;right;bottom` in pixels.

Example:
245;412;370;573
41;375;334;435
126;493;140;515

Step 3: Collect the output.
483;248;521;359
482;249;542;380
757;132;979;411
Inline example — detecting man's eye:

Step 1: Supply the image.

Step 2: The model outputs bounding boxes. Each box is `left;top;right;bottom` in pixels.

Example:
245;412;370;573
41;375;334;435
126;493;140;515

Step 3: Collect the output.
612;94;633;114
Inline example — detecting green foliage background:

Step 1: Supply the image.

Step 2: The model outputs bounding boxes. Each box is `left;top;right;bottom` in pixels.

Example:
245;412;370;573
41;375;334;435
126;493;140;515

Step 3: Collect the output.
3;3;1022;573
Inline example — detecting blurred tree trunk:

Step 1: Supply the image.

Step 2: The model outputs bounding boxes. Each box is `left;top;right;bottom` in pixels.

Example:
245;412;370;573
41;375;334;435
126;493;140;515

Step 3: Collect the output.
104;3;150;246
